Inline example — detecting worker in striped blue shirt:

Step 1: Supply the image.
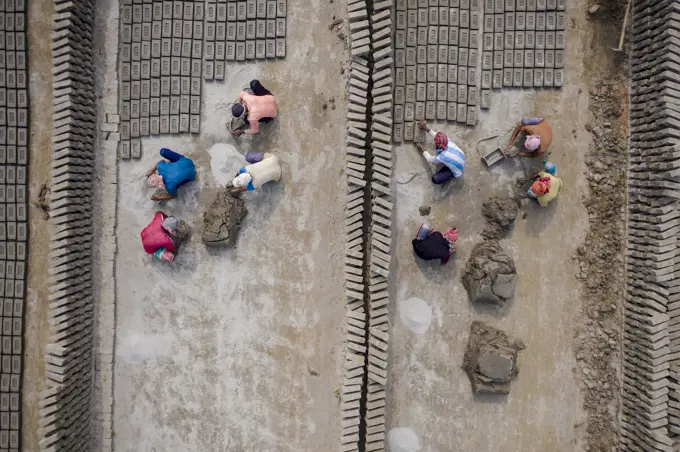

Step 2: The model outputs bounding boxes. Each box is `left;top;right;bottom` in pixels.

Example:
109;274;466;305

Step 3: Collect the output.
416;121;466;185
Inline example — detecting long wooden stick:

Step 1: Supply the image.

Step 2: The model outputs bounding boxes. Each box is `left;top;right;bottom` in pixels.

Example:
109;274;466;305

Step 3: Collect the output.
614;0;631;52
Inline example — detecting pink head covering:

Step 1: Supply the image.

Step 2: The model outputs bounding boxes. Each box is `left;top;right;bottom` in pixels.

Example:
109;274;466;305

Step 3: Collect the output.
443;228;459;244
147;174;164;188
525;135;541;151
434;132;449;150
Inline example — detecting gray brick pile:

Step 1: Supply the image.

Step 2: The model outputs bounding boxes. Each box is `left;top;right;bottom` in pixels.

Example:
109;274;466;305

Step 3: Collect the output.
202;0;286;80
623;1;680;450
39;0;96;450
364;2;393;450
342;0;394;449
0;0;28;450
118;0;203;160
394;0;481;141
341;51;369;452
480;0;565;109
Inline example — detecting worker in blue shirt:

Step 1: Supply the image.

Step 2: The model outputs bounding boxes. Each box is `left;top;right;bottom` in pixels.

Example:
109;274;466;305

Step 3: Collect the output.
146;148;196;201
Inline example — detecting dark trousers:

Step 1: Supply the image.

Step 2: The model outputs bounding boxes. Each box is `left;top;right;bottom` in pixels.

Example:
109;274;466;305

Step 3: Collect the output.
250;79;272;96
432;166;454;184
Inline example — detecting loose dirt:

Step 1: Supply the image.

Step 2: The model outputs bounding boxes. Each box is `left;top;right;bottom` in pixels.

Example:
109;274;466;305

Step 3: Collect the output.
481;196;520;239
202;190;248;247
574;0;629;449
463;321;526;395
461;240;518;307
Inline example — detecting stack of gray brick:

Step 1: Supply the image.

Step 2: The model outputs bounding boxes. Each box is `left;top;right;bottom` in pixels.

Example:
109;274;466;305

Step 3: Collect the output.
341;50;370;452
481;0;565;107
39;0;96;451
203;0;286;77
118;0;203;160
622;1;680;450
394;0;480;141
0;1;28;451
362;1;393;450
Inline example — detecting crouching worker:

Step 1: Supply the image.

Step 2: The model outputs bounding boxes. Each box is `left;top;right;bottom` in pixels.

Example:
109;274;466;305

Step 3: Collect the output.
416;121;465;185
140;212;191;262
505;117;552;157
230;80;278;136
146;148;196;201
527;164;562;207
412;223;459;265
229;152;281;194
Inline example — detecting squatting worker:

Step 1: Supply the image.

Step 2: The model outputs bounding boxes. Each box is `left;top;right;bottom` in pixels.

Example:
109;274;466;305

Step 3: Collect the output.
230;152;282;193
146;148;196;201
140;212;189;262
412;223;459;265
528;170;563;207
504;117;553;157
231;80;278;136
416;120;465;185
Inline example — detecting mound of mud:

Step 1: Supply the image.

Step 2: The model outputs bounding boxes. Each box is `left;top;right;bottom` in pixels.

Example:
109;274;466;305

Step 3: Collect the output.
202;190;248;247
481;197;519;239
461;240;517;306
463;321;526;395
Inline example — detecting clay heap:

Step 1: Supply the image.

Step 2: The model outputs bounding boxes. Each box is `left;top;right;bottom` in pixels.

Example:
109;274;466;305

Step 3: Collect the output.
461;240;517;307
202;190;248;247
463;321;526;395
481;197;519;239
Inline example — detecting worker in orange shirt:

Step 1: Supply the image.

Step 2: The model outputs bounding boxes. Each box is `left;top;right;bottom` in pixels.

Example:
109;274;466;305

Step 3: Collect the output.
504;117;552;157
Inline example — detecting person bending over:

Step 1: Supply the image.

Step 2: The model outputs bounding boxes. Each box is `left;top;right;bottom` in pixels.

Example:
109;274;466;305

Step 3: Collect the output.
146;148;196;201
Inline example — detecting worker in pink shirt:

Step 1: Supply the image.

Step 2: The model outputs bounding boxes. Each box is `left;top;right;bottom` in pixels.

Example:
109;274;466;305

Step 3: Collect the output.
231;80;278;136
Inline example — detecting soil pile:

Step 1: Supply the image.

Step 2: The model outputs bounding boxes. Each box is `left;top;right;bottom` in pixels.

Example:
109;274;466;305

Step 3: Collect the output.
463;321;526;395
461;240;517;307
202;190;248;247
481;197;520;239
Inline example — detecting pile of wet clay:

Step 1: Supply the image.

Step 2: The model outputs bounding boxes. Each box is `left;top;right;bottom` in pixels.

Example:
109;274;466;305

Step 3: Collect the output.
461;240;517;307
481;196;519;239
202;190;248;247
463;321;526;395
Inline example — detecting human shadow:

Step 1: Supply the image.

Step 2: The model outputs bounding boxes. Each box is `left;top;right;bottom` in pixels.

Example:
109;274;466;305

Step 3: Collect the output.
522;198;558;237
412;248;460;284
469;295;516;319
472;391;511;405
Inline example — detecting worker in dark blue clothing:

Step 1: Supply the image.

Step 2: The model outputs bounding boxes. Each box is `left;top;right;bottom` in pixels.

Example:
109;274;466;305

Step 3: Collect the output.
146;148;196;201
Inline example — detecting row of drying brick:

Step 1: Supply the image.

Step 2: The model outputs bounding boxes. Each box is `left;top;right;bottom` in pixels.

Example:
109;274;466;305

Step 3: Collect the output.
362;3;395;451
39;0;98;451
339;0;374;444
621;1;680;450
0;1;26;452
340;0;395;448
484;0;566;11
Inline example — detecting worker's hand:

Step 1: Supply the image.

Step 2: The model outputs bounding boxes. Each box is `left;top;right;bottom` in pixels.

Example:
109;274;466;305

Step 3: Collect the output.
416;143;425;153
232;129;245;136
516;120;521;126
145;168;155;177
417;120;427;130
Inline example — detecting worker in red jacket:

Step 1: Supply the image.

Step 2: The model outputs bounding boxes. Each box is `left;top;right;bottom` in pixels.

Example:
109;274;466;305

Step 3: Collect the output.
140;212;190;262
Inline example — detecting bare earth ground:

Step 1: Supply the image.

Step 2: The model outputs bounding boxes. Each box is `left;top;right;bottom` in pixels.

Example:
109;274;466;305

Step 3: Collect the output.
108;0;351;451
22;0;54;449
385;1;627;451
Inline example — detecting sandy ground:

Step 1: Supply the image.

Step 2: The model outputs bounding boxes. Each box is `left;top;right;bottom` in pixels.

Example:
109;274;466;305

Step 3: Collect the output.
110;0;350;451
22;0;54;449
385;1;604;450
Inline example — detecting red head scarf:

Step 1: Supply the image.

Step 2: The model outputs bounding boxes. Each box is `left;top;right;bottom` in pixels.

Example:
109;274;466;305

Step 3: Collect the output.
434;132;448;150
531;177;551;196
